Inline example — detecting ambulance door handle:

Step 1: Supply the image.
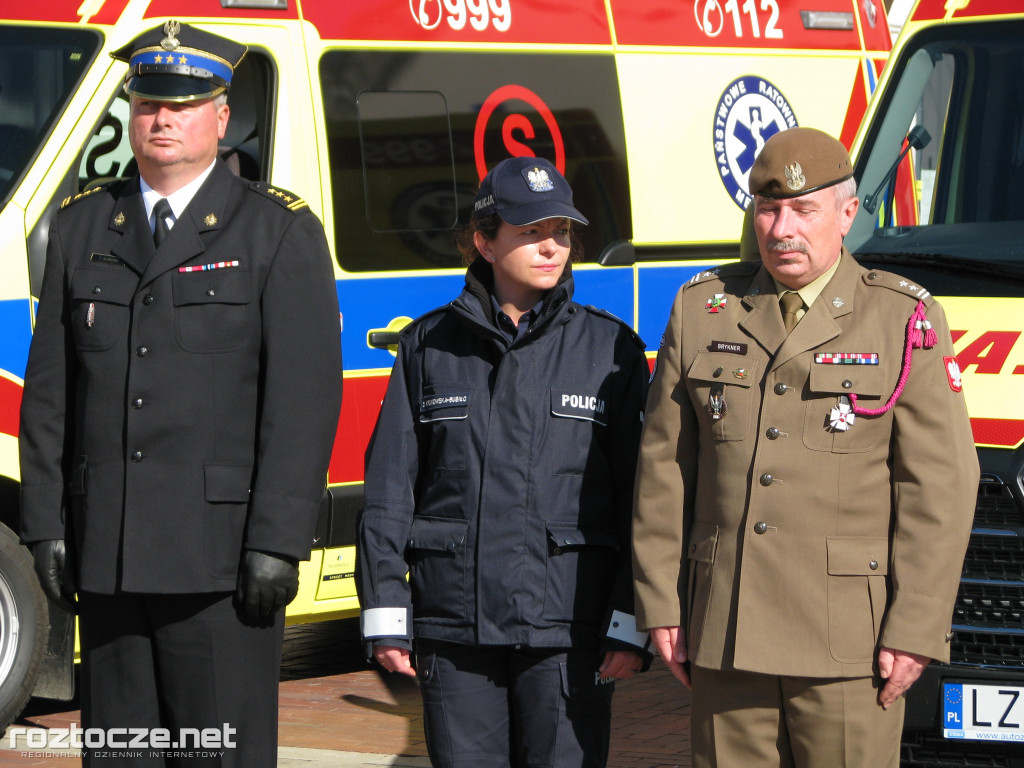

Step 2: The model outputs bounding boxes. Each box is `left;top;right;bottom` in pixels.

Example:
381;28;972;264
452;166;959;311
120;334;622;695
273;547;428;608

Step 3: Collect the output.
367;316;413;355
368;331;400;349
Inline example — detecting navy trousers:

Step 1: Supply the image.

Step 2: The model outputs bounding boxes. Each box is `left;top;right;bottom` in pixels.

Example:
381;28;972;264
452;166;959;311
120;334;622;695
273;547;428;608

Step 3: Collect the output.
415;640;614;768
77;591;284;768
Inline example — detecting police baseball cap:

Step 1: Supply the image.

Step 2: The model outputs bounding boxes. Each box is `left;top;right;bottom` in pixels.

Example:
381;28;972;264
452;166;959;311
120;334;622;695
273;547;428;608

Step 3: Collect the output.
111;21;247;102
473;157;589;226
748;127;853;199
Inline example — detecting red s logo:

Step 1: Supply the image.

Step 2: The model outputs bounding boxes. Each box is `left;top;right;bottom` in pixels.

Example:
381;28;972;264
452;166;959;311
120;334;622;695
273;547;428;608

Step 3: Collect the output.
473;85;565;181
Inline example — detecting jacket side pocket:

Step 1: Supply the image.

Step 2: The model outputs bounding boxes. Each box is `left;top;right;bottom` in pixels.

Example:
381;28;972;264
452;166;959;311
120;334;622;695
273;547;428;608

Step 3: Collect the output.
407;516;470;622
686;521;719;655
826;537;889;663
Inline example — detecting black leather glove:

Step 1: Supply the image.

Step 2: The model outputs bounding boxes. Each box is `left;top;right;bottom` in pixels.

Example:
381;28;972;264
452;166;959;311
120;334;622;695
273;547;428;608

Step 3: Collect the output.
236;550;299;620
32;539;76;613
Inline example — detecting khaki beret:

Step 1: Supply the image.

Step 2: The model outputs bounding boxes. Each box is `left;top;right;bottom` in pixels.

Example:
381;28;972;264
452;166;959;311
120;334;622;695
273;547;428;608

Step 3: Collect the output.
748;127;852;199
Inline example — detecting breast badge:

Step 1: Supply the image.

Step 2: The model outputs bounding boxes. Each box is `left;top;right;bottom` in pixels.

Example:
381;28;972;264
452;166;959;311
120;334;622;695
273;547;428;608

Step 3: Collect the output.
706;384;727;421
829;395;855;432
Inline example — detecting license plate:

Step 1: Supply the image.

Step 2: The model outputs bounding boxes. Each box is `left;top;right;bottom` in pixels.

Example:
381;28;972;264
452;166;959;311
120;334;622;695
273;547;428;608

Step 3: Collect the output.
943;683;1024;742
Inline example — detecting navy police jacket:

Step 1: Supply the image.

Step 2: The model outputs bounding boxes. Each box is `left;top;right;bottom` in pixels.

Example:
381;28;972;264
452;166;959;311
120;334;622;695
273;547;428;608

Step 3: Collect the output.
357;259;650;655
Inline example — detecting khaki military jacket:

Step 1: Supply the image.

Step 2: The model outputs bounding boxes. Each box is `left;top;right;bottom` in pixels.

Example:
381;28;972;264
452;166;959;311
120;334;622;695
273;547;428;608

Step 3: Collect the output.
633;250;978;678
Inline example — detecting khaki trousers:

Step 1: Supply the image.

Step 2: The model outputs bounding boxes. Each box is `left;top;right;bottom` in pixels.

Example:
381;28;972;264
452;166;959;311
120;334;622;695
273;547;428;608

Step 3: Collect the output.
691;665;905;768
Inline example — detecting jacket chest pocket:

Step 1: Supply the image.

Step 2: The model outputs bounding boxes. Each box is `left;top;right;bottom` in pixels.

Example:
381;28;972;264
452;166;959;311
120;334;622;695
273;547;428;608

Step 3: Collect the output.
419;387;470;471
549;387;610;476
687;351;757;441
70;267;138;352
172;268;251;353
803;364;890;453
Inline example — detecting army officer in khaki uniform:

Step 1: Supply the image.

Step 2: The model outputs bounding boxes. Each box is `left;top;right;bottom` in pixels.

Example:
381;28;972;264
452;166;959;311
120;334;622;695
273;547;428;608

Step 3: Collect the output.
632;127;978;768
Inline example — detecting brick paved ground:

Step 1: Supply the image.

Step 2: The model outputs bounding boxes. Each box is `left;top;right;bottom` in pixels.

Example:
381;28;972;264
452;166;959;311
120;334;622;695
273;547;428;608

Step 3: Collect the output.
1;618;691;768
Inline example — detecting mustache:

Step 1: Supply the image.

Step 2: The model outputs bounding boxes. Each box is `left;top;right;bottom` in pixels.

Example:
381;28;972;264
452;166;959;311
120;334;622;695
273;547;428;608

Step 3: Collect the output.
767;239;809;255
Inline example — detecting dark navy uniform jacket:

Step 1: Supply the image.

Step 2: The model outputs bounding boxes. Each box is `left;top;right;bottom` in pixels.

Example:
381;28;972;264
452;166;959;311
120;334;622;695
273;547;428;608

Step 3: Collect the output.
357;259;650;655
19;161;343;594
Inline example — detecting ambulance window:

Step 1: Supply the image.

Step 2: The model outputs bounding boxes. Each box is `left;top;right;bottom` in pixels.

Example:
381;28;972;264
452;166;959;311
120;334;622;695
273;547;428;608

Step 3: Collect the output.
0;27;99;208
356;90;458;234
849;23;1024;261
319;50;630;272
77;50;275;190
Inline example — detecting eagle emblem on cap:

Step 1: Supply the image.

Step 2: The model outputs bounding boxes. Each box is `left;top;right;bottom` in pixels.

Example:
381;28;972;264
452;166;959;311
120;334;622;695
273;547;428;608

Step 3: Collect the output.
161;20;181;51
785;161;805;191
527;168;555;193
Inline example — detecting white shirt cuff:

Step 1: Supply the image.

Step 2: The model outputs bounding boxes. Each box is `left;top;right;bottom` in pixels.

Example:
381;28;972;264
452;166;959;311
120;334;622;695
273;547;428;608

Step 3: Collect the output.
606;610;650;649
361;607;410;638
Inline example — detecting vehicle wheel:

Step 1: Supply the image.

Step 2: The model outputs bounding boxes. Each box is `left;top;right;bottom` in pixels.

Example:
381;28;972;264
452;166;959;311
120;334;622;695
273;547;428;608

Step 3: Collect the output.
0;525;46;730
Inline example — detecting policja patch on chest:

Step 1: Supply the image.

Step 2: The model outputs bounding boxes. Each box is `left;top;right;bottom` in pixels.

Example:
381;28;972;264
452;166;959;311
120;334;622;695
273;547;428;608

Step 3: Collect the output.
551;390;608;425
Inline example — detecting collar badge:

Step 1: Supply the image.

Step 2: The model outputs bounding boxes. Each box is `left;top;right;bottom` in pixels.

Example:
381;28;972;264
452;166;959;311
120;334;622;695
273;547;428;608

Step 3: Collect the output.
113;212;126;227
706;294;728;313
204;213;218;227
832;296;845;308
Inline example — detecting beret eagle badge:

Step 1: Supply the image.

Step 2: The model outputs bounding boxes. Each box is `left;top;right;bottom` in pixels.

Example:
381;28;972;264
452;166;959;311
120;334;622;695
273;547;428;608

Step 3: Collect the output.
785;161;805;191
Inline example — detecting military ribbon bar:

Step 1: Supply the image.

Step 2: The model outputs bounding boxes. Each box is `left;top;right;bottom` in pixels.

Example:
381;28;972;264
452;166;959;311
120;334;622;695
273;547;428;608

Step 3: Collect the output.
814;353;879;365
178;260;239;273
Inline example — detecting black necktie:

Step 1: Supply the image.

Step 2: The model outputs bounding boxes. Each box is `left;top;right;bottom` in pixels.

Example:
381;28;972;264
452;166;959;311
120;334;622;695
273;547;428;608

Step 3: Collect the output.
152;198;173;247
780;291;803;335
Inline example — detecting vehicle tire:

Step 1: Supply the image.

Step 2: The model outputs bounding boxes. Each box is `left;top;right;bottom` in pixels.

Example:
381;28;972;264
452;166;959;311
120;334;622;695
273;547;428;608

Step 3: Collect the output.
0;525;46;730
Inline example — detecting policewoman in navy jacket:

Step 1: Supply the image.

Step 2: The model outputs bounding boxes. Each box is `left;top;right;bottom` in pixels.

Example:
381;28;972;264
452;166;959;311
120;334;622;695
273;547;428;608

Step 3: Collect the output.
357;157;651;768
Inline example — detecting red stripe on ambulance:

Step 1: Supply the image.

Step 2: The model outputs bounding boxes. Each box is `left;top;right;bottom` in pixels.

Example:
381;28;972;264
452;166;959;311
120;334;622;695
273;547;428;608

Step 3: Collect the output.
609;0;883;50
143;0;298;20
327;375;389;485
0;377;21;440
301;0;611;45
971;418;1024;449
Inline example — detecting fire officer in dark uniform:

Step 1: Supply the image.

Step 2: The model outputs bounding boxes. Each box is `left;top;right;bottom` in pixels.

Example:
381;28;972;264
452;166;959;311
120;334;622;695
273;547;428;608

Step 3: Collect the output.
18;21;342;767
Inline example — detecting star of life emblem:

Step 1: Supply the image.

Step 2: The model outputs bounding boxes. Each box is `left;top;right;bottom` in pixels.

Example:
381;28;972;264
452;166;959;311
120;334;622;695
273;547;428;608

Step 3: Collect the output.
713;75;798;210
527;168;555;192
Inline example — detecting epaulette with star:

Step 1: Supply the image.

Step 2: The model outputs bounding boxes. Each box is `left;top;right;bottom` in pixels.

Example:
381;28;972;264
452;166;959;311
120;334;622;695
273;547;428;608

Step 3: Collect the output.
582;305;645;349
60;181;117;209
249;181;309;212
861;268;934;306
683;260;758;288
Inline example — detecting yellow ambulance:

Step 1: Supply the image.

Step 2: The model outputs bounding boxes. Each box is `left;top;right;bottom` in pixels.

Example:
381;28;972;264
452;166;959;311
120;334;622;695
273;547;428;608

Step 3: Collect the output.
845;0;1024;763
0;0;889;725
